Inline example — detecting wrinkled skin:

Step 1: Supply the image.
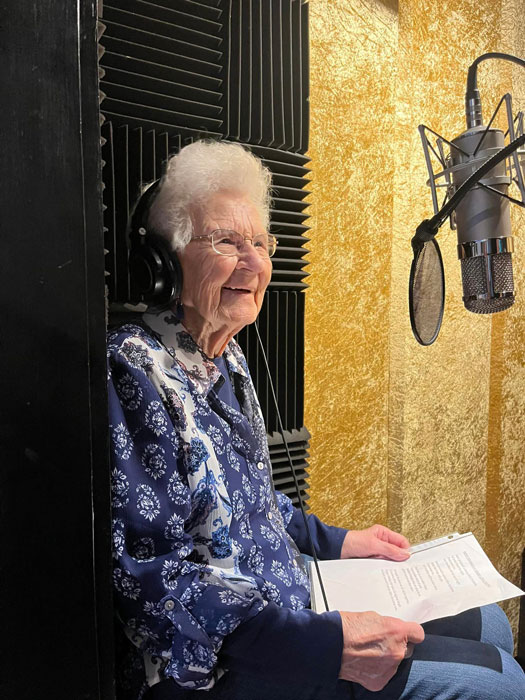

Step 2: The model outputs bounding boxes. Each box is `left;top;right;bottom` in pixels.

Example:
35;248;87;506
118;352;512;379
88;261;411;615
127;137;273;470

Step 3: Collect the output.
339;610;424;691
340;524;411;561
177;191;272;358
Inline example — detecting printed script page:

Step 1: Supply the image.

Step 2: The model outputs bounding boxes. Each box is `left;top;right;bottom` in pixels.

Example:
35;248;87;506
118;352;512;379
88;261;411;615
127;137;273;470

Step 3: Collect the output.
309;533;524;622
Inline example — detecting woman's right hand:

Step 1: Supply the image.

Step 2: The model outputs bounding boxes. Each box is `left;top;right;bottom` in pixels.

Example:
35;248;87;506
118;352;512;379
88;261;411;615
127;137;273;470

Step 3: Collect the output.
338;611;425;691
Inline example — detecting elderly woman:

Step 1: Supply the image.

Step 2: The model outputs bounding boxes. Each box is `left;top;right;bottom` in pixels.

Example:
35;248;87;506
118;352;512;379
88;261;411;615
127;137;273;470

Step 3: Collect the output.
108;140;525;700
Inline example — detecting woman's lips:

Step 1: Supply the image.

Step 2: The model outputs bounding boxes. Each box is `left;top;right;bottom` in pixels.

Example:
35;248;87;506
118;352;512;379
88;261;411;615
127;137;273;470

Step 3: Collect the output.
223;286;251;294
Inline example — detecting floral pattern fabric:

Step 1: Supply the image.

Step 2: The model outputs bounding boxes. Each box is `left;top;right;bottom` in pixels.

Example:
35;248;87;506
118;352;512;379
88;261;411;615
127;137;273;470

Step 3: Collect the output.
107;310;311;698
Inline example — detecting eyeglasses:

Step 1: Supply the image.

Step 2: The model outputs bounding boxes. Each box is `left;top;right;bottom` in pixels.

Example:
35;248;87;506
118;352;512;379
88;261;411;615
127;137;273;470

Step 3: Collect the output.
191;229;278;258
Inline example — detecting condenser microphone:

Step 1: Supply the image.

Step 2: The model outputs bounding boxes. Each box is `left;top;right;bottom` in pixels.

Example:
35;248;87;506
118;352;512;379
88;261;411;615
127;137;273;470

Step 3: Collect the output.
450;125;515;314
410;53;525;343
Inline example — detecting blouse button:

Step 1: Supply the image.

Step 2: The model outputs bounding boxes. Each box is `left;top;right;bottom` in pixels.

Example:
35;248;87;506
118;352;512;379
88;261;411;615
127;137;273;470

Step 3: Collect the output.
267;512;273;521
164;600;175;611
257;462;264;470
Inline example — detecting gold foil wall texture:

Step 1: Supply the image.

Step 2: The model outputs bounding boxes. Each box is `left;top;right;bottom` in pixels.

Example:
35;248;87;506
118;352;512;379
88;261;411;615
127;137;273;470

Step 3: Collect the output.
305;0;525;636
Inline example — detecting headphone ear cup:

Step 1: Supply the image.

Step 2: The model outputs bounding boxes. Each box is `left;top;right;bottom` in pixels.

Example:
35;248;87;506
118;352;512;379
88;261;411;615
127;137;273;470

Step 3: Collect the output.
127;179;183;307
129;234;182;306
156;239;183;303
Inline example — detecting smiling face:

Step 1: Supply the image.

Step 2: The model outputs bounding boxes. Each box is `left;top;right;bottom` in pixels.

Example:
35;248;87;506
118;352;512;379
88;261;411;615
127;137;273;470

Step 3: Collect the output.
176;191;272;355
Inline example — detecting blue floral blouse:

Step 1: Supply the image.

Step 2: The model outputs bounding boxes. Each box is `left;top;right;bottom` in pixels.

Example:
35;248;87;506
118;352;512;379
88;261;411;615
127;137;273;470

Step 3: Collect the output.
108;309;346;698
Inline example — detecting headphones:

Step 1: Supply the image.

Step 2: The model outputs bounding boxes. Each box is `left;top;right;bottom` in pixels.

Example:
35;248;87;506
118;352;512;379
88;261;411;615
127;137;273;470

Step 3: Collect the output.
128;179;183;307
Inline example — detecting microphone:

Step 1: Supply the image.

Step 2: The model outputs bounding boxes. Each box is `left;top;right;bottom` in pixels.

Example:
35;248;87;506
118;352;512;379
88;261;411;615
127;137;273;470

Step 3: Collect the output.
451;54;522;314
410;53;525;345
450;124;514;314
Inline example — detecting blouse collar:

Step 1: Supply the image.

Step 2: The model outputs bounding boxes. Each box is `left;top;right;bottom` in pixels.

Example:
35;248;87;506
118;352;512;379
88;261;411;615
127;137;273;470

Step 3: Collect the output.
142;309;248;396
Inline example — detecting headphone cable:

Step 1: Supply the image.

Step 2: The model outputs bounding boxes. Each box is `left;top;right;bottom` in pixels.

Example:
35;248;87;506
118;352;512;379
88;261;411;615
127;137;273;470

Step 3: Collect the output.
254;320;330;612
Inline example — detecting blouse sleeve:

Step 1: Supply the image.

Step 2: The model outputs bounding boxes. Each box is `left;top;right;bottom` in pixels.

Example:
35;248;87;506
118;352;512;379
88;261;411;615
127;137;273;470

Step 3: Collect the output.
108;336;266;689
275;492;348;560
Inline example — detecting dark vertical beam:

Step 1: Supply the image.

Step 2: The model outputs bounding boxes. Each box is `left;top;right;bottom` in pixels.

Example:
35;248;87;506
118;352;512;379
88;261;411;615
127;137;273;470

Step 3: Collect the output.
518;548;525;669
0;1;111;698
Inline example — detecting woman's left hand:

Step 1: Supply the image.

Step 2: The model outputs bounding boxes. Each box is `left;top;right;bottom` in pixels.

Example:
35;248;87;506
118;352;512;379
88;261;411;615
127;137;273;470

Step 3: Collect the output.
340;524;411;561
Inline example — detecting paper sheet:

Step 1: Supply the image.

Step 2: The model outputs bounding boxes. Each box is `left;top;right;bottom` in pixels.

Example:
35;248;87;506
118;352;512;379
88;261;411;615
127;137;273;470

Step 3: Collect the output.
309;533;524;623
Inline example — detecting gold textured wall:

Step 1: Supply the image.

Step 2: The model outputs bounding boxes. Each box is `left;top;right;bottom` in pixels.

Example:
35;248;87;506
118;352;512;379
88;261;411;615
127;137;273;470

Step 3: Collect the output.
305;0;525;635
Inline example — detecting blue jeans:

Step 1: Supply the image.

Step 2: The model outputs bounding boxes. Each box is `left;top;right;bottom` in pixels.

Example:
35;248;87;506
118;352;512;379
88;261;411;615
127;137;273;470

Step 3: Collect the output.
144;605;525;700
353;604;524;700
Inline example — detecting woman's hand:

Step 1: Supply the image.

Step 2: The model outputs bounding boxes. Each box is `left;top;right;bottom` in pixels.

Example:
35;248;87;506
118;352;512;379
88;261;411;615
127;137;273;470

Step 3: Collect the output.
339;610;424;691
340;524;411;561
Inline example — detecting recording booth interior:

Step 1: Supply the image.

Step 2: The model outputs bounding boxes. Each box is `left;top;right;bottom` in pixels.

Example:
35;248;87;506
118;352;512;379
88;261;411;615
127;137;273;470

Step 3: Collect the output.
1;1;525;698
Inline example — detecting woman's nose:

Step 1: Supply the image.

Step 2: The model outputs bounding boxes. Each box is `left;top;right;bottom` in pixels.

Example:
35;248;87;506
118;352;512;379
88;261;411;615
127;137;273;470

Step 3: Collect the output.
236;242;267;271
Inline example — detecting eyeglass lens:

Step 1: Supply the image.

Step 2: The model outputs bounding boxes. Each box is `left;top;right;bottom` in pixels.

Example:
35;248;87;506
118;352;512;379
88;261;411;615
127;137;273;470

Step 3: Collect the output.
212;230;276;257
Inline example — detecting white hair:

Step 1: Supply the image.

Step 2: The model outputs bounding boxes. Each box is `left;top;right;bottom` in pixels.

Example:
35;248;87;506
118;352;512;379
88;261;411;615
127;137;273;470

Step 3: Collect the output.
147;139;272;251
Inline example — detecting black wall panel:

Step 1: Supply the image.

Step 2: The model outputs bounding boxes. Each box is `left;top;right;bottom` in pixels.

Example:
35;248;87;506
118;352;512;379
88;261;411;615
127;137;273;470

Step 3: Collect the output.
1;2;111;698
99;0;311;508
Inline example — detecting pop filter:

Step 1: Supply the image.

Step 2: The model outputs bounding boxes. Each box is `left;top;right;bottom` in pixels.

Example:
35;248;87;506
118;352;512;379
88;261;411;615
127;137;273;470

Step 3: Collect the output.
409;224;445;346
